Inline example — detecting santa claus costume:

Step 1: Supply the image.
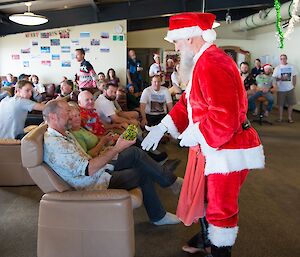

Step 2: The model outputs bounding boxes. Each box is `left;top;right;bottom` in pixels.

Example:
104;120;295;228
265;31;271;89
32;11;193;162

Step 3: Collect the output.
141;12;265;257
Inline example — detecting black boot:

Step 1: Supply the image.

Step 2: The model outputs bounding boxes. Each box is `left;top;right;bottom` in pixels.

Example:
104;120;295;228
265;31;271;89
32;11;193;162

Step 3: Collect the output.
211;245;232;257
186;217;211;250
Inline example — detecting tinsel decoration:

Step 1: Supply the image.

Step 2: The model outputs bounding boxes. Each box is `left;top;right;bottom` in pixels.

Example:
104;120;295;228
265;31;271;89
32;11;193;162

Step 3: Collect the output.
284;0;300;39
274;0;284;48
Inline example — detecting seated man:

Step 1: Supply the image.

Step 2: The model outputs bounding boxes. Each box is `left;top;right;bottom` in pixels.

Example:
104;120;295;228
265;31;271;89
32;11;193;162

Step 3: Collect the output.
240;62;256;97
19;73;43;103
95;82;139;126
2;73;16;87
127;84;140;112
31;75;46;94
248;64;277;117
43;99;182;225
140;75;173;127
78;90;124;136
0;80;44;139
78;90;169;163
98;72;107;82
55;80;77;101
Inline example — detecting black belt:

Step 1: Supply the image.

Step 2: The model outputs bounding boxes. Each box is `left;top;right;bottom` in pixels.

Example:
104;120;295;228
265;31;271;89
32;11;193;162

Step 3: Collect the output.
242;119;251;130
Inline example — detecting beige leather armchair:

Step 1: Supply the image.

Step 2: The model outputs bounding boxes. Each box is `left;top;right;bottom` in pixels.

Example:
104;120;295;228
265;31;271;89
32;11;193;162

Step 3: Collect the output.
0;138;35;186
21;124;142;257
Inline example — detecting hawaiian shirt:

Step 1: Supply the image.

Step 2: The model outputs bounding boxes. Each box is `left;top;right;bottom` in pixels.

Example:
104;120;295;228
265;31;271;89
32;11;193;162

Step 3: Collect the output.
43;127;112;190
79;107;107;136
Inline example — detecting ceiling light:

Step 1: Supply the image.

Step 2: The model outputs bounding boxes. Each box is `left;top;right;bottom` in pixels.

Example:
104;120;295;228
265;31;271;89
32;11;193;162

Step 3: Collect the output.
9;2;48;26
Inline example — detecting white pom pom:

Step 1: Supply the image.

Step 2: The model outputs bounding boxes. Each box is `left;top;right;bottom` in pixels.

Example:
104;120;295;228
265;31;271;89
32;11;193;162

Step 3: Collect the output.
202;29;216;43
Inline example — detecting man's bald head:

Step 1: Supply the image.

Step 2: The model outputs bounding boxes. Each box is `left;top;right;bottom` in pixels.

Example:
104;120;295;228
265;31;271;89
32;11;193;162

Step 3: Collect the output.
78;90;95;110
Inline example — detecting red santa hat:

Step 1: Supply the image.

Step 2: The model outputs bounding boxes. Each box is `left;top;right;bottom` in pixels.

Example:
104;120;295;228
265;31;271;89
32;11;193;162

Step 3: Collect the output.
263;64;273;71
164;12;217;43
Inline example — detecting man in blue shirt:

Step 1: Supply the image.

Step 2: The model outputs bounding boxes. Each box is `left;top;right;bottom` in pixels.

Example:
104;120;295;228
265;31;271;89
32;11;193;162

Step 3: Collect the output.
127;49;143;95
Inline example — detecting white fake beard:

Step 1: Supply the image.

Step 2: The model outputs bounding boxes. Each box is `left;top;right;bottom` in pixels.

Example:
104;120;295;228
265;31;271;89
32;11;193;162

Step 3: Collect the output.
179;47;195;85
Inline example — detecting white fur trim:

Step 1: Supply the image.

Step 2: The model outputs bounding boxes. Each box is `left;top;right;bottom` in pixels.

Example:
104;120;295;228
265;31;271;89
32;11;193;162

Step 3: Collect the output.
165;26;202;42
192;122;217;155
208;224;239;247
204;145;265;175
161;114;180;139
190;122;265;174
165;26;216;43
202;29;217;43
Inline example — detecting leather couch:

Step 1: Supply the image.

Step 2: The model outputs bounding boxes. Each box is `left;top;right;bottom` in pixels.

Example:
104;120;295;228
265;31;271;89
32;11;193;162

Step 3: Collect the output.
0;138;35;186
21;124;142;257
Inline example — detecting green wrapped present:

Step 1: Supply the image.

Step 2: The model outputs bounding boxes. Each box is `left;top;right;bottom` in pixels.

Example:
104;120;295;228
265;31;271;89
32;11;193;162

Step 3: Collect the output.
122;124;138;141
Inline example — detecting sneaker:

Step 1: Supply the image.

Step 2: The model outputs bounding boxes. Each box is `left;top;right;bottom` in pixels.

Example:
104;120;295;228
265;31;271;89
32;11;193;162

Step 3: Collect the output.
147;151;168;165
153;212;181;226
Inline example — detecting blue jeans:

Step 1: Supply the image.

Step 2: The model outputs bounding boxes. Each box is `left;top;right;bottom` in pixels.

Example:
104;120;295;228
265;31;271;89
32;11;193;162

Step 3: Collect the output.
248;91;274;112
108;146;177;222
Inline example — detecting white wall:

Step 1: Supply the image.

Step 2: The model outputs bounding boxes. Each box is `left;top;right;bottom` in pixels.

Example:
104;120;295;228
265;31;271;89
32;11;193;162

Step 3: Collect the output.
128;22;300;110
127;22;249;50
247;22;300;110
0;20;127;85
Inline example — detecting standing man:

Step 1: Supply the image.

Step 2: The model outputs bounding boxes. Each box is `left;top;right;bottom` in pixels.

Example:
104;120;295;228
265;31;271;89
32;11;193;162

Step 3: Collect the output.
251;58;264;78
142;12;265;257
273;54;297;123
75;48;98;90
127;49;143;95
149;53;165;84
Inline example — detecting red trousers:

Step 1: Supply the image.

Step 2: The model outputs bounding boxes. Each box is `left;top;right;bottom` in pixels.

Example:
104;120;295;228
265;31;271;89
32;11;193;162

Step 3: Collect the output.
206;170;248;228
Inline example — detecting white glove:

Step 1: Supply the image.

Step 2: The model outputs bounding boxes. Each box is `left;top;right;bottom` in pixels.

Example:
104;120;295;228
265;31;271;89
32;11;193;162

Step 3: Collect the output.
141;123;167;151
178;124;199;147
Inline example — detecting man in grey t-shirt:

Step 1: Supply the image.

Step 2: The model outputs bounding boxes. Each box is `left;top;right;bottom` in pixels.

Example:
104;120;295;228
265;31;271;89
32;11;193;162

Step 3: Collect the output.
0;80;44;139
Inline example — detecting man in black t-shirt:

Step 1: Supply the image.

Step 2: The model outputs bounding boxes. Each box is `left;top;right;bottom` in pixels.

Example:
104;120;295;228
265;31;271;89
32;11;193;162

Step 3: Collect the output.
240;62;256;97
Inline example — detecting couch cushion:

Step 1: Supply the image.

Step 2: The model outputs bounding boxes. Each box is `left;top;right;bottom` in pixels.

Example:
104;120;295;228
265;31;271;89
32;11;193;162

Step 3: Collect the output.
21;123;71;193
21;123;47;168
28;164;71;193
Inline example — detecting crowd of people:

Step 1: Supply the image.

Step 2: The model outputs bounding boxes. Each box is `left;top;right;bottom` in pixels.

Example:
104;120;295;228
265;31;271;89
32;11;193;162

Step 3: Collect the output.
0;12;297;256
240;54;297;122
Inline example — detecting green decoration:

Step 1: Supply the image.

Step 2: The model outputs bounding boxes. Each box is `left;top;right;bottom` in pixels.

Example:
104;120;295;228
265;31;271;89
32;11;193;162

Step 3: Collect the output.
274;0;284;49
122;124;138;141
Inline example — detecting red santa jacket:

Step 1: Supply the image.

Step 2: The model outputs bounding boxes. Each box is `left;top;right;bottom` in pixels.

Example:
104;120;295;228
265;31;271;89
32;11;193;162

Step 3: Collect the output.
162;44;265;175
